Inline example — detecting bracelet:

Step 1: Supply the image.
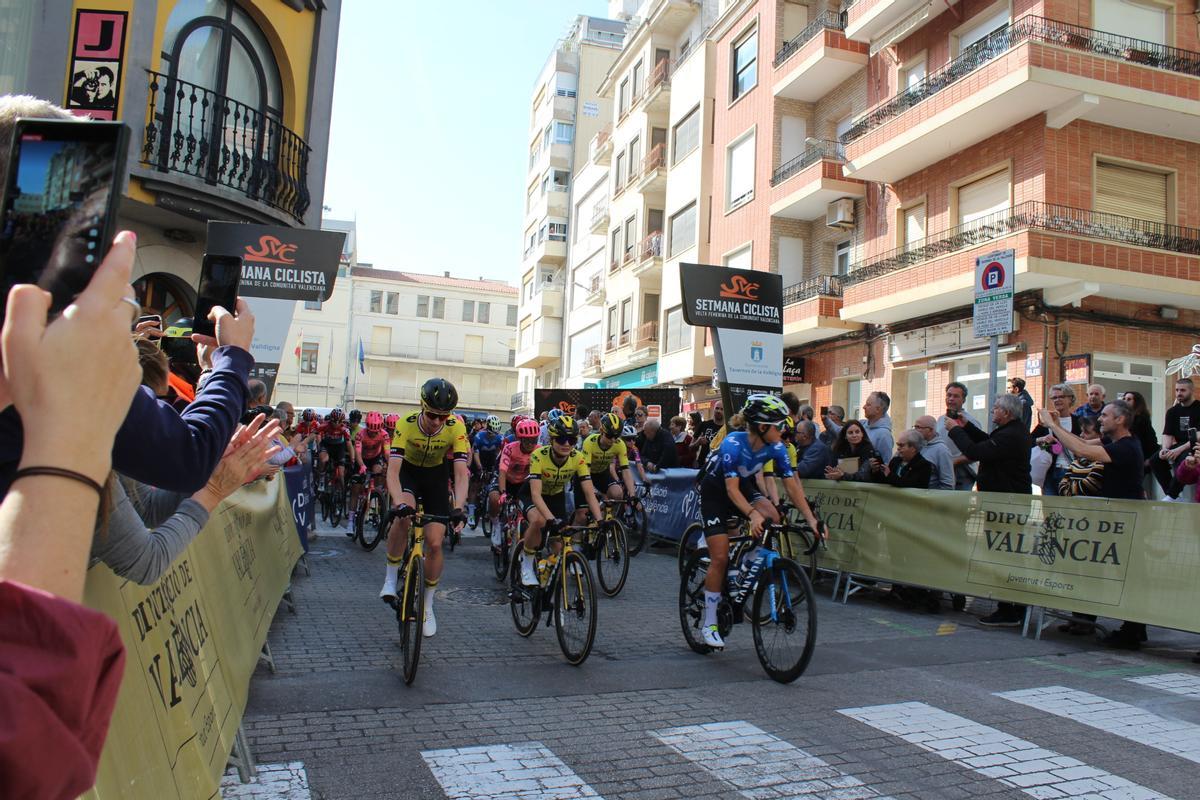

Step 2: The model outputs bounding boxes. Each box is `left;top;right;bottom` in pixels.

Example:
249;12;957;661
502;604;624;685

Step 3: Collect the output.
12;466;105;497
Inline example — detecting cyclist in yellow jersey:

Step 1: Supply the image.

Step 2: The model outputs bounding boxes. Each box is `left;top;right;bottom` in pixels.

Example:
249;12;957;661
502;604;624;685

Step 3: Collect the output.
519;415;602;586
380;378;470;638
580;412;637;506
764;416;800;506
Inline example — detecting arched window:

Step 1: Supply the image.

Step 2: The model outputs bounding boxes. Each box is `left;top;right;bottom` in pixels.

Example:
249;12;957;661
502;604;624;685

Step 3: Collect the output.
133;272;196;326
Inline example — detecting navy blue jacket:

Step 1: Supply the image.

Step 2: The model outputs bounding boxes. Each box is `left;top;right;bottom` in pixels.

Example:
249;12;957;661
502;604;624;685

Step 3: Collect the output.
0;345;252;497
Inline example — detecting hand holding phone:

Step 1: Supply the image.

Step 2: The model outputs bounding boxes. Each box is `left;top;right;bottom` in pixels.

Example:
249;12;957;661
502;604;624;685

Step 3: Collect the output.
192;253;242;338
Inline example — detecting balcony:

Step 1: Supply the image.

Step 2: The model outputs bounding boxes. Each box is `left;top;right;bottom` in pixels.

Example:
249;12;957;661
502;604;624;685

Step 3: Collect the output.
582;345;603;377
511;391;532;412
590;126;613;166
841;16;1200;183
521;284;564;321
589;200;610;234
526;231;567;265
769;139;867;221
636;143;667;195
773;12;869;103
605;331;631;352
631;231;664;280
141;71;310;223
516;317;563;369
782;274;862;346
641;59;672;114
629;321;659;361
839;200;1200;325
584;273;605;306
844;0;951;45
365;344;517;369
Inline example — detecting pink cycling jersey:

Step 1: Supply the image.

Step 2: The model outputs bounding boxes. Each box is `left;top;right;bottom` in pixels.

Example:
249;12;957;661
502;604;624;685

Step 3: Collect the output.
499;440;533;485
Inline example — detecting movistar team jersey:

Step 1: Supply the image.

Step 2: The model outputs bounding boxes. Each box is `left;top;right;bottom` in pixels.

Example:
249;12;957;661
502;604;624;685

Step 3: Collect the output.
528;446;591;496
390;411;470;468
701;432;793;490
763;441;799;475
580;433;629;475
472;430;504;468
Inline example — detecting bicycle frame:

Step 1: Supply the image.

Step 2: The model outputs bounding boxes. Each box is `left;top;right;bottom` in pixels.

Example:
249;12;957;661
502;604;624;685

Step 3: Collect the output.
725;529;790;620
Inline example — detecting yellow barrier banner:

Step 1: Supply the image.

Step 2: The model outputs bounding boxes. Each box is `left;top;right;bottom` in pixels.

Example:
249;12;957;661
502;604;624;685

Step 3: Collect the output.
81;477;301;799
805;480;1200;631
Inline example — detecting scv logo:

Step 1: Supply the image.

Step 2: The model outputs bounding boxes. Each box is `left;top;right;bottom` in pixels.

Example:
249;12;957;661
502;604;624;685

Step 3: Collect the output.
245;235;298;264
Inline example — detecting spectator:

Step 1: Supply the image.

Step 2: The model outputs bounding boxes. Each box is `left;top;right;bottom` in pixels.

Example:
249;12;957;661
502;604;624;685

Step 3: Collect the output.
794;419;832;479
275;401;296;439
1158;377;1196;500
1009;376;1034;430
823;392;894;460
621;395;638;420
824;420;878;482
707;400;727;449
820;405;844;447
1071;383;1106;423
945;393;1031;627
135;336;189;413
797;404;815;422
914;415;954;490
1121;391;1160;490
669;415;696;468
577;419;592;439
247;378;268;409
781;392;801;424
633;405;648;433
875;429;932;488
638;417;677;473
1033;383;1079;496
937;382;982;491
0;226;141;799
587;409;602;433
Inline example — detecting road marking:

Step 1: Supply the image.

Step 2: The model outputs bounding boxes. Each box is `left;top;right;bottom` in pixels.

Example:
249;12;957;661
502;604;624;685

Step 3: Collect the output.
652;720;891;799
840;701;1174;799
1128;673;1200;699
1024;656;1163;680
221;761;311;799
937;622;959;636
870;617;928;637
997;686;1200;765
422;742;601;799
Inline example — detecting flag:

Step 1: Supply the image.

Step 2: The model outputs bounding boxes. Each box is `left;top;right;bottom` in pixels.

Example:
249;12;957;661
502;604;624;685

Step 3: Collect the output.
294;331;302;364
357;338;365;375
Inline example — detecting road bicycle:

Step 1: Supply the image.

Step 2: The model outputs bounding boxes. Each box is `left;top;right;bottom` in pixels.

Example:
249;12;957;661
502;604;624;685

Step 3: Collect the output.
585;498;630;597
617;484;649;556
380;505;449;685
317;458;347;529
355;468;389;551
473;468;497;532
507;521;598;666
492;493;524;582
679;522;818;684
677;498;824;582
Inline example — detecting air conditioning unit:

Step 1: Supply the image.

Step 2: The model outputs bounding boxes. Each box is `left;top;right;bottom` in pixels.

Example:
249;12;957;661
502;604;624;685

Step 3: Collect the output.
826;198;856;229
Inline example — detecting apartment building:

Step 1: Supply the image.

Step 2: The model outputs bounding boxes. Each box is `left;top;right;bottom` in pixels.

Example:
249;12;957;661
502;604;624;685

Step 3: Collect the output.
514;15;627;413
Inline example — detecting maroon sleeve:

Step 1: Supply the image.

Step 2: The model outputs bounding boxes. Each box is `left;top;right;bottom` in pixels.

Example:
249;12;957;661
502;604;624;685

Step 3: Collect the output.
0;581;125;800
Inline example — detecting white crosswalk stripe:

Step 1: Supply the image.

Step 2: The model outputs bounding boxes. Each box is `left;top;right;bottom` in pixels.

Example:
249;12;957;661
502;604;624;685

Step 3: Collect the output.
221;761;312;799
422;742;602;800
840;701;1174;799
652;720;891;800
997;686;1200;766
1128;673;1200;699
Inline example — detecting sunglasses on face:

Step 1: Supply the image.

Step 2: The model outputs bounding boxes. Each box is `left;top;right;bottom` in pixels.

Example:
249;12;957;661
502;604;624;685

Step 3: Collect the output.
425;412;450;421
553;435;577;446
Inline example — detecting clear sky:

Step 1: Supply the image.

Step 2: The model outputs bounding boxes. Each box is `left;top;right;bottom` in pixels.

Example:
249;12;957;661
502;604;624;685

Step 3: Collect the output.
321;1;611;285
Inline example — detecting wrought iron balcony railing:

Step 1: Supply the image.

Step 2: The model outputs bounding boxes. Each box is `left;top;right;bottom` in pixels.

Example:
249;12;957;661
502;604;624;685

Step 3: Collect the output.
774;11;847;67
840;16;1200;144
843;200;1200;286
783;274;846;305
771;139;846;186
510;391;531;411
141;70;310;222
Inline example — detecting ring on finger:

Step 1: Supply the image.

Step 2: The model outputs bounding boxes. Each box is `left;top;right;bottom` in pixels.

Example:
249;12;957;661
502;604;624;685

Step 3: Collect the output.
120;296;142;318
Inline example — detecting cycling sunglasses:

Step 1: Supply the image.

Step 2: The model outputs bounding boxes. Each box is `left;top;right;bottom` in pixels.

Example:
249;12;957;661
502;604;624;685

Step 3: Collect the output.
552;435;578;446
424;411;450;421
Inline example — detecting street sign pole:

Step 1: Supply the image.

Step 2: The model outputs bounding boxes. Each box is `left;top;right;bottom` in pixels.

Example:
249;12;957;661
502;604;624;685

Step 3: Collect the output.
987;334;998;428
973;249;1015;430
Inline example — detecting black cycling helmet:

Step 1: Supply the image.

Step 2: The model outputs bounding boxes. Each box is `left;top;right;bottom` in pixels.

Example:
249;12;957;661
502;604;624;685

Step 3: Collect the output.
548;415;578;439
348;409;362;425
301;408;315;422
599;412;622;438
329;408;345;423
420;377;458;414
741;393;789;426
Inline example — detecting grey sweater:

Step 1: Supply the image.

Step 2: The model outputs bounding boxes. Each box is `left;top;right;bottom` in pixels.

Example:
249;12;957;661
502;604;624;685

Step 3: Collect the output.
89;475;211;585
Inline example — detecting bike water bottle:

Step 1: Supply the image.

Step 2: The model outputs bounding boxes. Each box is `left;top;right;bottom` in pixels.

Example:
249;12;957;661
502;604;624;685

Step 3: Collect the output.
736;547;765;586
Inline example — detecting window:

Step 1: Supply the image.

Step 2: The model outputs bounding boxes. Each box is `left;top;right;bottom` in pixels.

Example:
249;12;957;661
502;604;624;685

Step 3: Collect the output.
1094;0;1167;44
632;59;643;97
304;298;322;311
542;125;551;150
727;131;755;209
664;306;688;353
619;78;629;116
673;106;700;164
370;290;383;313
902;202;926;247
624;216;637;259
615;152;626;189
416;295;429;316
620;299;632;337
385;292;398;314
477;302;490;324
904;368;927;430
835;115;854;142
522;278;532;301
731;28;758;100
724;244;753;270
554;121;574;144
956;169;1010;224
300;342;319;374
835;241;852;275
432;297;445;319
1095;161;1168;223
955;5;1009;54
611;228;621;266
507;304;518;326
628;136;641;177
669;202;697;258
463;300;475;321
548;222;568;242
901;56;927;91
606;306;618;347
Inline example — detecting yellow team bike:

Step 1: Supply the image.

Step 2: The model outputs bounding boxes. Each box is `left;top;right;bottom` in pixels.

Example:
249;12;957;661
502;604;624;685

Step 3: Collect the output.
508;521;598;665
381;505;447;685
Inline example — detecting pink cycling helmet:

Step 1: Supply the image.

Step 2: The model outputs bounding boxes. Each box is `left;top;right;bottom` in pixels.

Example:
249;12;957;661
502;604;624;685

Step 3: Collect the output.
515;419;540;440
366;411;384;431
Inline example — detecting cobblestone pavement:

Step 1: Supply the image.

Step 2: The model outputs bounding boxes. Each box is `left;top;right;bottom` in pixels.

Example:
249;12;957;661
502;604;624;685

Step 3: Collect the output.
224;518;1200;800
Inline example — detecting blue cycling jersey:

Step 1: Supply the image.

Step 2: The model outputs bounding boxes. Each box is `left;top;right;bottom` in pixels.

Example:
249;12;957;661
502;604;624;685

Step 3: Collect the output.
700;431;793;490
472;431;503;465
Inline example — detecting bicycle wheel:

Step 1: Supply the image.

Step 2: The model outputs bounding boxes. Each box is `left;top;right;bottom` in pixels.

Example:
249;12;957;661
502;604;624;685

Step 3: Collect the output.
594;519;629;598
329;482;344;528
492;533;509;582
508;547;537;637
399;556;425;685
623;500;648;557
678;550;713;655
481;500;494;539
554;550;596;666
751;558;817;684
677;522;706;575
360;492;387;551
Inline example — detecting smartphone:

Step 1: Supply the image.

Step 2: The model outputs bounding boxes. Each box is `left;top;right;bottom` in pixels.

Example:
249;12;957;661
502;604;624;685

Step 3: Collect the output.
0;119;129;325
160;335;198;366
819;406;830;417
136;313;161;329
192;253;243;337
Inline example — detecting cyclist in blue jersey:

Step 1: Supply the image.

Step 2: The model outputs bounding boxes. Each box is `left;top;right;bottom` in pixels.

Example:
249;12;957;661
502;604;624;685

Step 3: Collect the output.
696;394;824;649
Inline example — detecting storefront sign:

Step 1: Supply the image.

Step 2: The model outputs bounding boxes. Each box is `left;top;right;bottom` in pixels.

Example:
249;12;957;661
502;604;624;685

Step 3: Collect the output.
783;353;805;383
207;222;345;302
598;364;658;389
1062;354;1092;384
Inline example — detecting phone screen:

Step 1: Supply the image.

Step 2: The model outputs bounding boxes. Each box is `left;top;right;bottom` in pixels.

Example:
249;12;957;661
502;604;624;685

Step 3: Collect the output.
0;119;128;324
161;335;198;366
192;254;243;337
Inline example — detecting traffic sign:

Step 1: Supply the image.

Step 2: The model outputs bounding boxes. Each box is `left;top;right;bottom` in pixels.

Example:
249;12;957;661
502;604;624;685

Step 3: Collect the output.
973;250;1014;339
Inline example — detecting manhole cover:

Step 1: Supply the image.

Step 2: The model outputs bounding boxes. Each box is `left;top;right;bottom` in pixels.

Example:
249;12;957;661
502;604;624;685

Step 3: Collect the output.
439;587;508;606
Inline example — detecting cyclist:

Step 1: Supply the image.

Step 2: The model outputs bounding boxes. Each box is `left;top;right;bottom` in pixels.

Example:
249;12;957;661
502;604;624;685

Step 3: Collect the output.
581;412;636;507
318;409;354;502
384;412;399;438
381;378;470;638
503;415;525;445
539;408;565;446
620;424;647;483
470;416;504;526
349;411;390;531
696;394;822;650
488;417;540;550
519;416;602;586
763;416;800;506
348;409;363;439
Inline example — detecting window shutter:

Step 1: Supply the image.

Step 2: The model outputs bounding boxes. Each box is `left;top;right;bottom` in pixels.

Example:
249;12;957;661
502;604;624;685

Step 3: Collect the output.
904;203;926;245
1093;0;1166;44
957;170;1009;224
1095;162;1167;223
729;135;754;205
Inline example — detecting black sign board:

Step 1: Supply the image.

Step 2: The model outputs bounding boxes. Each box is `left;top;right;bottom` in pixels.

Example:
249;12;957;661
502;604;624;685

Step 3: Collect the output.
783;354;805;383
206;222;345;302
250;362;280;401
679;263;783;334
1062;353;1092;385
535;388;680;420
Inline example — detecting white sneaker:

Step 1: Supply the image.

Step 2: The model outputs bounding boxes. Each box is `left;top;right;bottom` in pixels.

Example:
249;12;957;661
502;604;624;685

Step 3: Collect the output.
490;526;503;548
520;552;539;587
423;605;437;637
702;625;725;650
379;576;398;600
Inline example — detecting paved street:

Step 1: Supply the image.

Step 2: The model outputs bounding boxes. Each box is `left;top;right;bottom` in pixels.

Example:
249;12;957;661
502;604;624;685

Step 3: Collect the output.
224;518;1200;800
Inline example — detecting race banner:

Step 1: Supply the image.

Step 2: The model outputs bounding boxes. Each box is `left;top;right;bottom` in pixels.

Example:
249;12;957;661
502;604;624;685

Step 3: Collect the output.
206;222;345;302
634;468;702;544
284;463;314;553
534;388;680;420
82;477;302;799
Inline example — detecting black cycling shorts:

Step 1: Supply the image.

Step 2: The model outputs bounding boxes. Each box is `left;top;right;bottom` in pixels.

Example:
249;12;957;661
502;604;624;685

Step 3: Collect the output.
699;480;764;538
398;461;451;518
518;482;567;521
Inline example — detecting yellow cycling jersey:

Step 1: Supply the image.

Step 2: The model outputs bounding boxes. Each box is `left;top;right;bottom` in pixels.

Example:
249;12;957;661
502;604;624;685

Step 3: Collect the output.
390;411;469;468
764;441;799;475
528;445;591;495
580;433;629;474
